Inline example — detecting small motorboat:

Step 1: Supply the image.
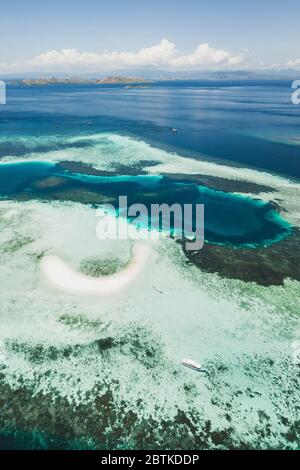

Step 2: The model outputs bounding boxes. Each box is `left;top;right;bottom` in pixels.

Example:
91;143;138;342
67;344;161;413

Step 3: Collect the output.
181;358;209;375
171;128;178;133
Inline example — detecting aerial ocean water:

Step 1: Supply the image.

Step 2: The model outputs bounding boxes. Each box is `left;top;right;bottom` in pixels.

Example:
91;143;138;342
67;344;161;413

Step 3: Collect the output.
0;160;292;247
0;80;299;449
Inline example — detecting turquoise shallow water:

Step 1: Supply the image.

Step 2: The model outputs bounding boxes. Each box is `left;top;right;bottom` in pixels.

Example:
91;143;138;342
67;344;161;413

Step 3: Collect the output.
0;82;299;450
0;160;292;247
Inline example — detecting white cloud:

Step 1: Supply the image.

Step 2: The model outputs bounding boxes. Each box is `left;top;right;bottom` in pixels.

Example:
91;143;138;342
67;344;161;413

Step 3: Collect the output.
172;43;244;68
0;39;245;73
286;58;300;69
29;39;177;69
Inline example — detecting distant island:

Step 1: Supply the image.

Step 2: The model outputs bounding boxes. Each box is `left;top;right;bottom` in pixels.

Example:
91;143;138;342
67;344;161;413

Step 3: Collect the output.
5;70;298;86
12;76;153;86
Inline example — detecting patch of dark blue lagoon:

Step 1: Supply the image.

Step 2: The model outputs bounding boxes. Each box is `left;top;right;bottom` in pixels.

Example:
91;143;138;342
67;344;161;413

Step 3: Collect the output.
0;160;292;248
0;160;57;192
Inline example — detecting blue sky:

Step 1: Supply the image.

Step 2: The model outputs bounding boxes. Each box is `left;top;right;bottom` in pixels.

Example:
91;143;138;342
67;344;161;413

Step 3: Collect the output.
1;0;299;72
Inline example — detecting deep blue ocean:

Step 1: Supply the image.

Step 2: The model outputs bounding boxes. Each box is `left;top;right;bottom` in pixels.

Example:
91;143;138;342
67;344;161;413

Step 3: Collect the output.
0;80;299;247
1;80;300;179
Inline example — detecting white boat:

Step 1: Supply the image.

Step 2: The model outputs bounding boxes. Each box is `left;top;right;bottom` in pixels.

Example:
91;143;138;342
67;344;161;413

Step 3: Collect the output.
153;285;163;294
181;358;209;374
171;128;178;133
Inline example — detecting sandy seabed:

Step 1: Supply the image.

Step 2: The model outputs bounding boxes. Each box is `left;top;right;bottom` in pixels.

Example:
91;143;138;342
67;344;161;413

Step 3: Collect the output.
0;133;299;449
40;242;151;296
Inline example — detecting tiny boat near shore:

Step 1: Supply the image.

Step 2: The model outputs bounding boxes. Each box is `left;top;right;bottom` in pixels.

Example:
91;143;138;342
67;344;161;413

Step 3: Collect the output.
181;358;209;375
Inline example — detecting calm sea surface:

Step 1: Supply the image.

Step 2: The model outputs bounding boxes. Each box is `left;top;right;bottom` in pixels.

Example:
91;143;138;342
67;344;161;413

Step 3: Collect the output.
1;80;300;179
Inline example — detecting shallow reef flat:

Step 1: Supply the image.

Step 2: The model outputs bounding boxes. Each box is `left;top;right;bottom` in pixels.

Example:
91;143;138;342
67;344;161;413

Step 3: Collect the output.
162;172;276;194
0;198;299;449
183;228;300;286
56;161;276;193
0;132;299;450
0;362;298;451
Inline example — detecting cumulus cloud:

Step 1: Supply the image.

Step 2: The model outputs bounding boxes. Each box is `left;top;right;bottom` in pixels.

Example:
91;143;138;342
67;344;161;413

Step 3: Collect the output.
172;43;244;68
29;39;177;69
0;39;245;72
286;58;300;68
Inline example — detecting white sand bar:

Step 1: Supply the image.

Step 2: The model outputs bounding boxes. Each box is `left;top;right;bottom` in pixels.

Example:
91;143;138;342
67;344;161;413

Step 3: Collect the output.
41;243;151;295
